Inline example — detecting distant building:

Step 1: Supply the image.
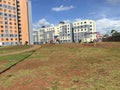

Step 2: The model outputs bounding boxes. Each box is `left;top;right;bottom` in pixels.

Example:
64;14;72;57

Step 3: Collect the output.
72;20;96;42
33;20;96;44
0;0;33;46
33;30;39;44
59;22;73;43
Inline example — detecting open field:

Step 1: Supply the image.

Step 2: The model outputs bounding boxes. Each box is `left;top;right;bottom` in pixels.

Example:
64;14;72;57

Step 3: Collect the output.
0;42;120;90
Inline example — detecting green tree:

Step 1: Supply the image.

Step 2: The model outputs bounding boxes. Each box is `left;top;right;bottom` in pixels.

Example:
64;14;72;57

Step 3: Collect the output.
103;34;109;38
111;30;120;36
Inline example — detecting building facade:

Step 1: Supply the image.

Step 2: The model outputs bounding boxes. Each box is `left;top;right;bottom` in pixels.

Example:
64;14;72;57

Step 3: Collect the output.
73;20;96;42
0;0;33;46
33;20;96;44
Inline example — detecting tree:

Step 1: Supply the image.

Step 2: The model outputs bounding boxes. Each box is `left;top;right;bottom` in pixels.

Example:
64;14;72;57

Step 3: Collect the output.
56;39;61;44
111;30;120;36
103;34;109;38
42;26;45;28
111;30;116;34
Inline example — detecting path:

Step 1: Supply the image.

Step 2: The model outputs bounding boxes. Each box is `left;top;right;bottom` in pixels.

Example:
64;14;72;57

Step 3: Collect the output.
0;45;41;57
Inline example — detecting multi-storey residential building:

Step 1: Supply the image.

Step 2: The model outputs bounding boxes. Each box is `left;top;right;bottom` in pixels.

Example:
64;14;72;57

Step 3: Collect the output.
33;30;38;44
33;20;96;44
59;22;73;43
0;0;33;46
33;26;60;44
73;20;96;42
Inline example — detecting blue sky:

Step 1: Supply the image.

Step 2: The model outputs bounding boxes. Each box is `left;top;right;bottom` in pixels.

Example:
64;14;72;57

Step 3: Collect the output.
31;0;120;34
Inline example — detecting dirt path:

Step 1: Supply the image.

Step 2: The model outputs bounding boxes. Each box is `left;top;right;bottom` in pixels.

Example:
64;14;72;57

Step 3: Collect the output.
0;45;41;57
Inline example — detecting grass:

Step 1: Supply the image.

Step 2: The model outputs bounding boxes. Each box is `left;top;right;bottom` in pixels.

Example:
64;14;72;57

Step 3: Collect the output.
0;52;33;72
0;45;33;54
0;42;120;90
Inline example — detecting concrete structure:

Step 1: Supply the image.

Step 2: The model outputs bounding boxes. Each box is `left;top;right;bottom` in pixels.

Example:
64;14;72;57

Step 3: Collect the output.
33;20;96;44
0;0;33;46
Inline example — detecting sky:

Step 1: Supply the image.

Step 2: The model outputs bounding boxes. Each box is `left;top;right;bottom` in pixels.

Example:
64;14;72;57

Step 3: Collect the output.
31;0;120;34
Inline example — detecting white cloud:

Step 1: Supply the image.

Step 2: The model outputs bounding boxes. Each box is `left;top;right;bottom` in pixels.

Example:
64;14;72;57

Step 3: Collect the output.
33;18;54;30
107;0;120;4
75;18;82;21
96;18;120;34
52;5;74;12
63;19;71;23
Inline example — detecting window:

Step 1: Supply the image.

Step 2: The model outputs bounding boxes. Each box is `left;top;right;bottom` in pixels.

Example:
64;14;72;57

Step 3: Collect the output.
4;1;6;3
90;25;92;27
11;38;13;40
90;22;92;24
9;10;11;13
5;26;8;28
5;30;8;33
4;17;7;20
9;18;12;21
4;9;7;12
1;30;3;32
5;22;8;24
6;38;8;41
13;3;15;6
10;26;12;29
0;8;2;11
8;2;11;5
0;4;2;7
90;29;92;31
9;22;12;25
1;25;3;28
4;13;7;16
0;12;3;16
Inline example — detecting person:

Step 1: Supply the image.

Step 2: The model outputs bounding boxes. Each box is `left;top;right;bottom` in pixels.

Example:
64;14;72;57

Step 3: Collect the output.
79;39;81;43
93;39;96;47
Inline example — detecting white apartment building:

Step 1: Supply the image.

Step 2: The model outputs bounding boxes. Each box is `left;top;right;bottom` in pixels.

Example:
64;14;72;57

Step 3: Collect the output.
33;26;60;44
73;20;96;42
58;22;73;43
33;20;96;44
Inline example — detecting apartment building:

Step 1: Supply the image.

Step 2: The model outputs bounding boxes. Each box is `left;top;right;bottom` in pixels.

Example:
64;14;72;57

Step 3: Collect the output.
0;0;33;46
73;20;96;42
33;30;38;44
59;22;73;43
33;26;60;44
33;20;96;44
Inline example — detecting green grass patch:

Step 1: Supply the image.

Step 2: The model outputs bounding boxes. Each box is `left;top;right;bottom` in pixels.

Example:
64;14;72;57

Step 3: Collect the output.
0;52;33;71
